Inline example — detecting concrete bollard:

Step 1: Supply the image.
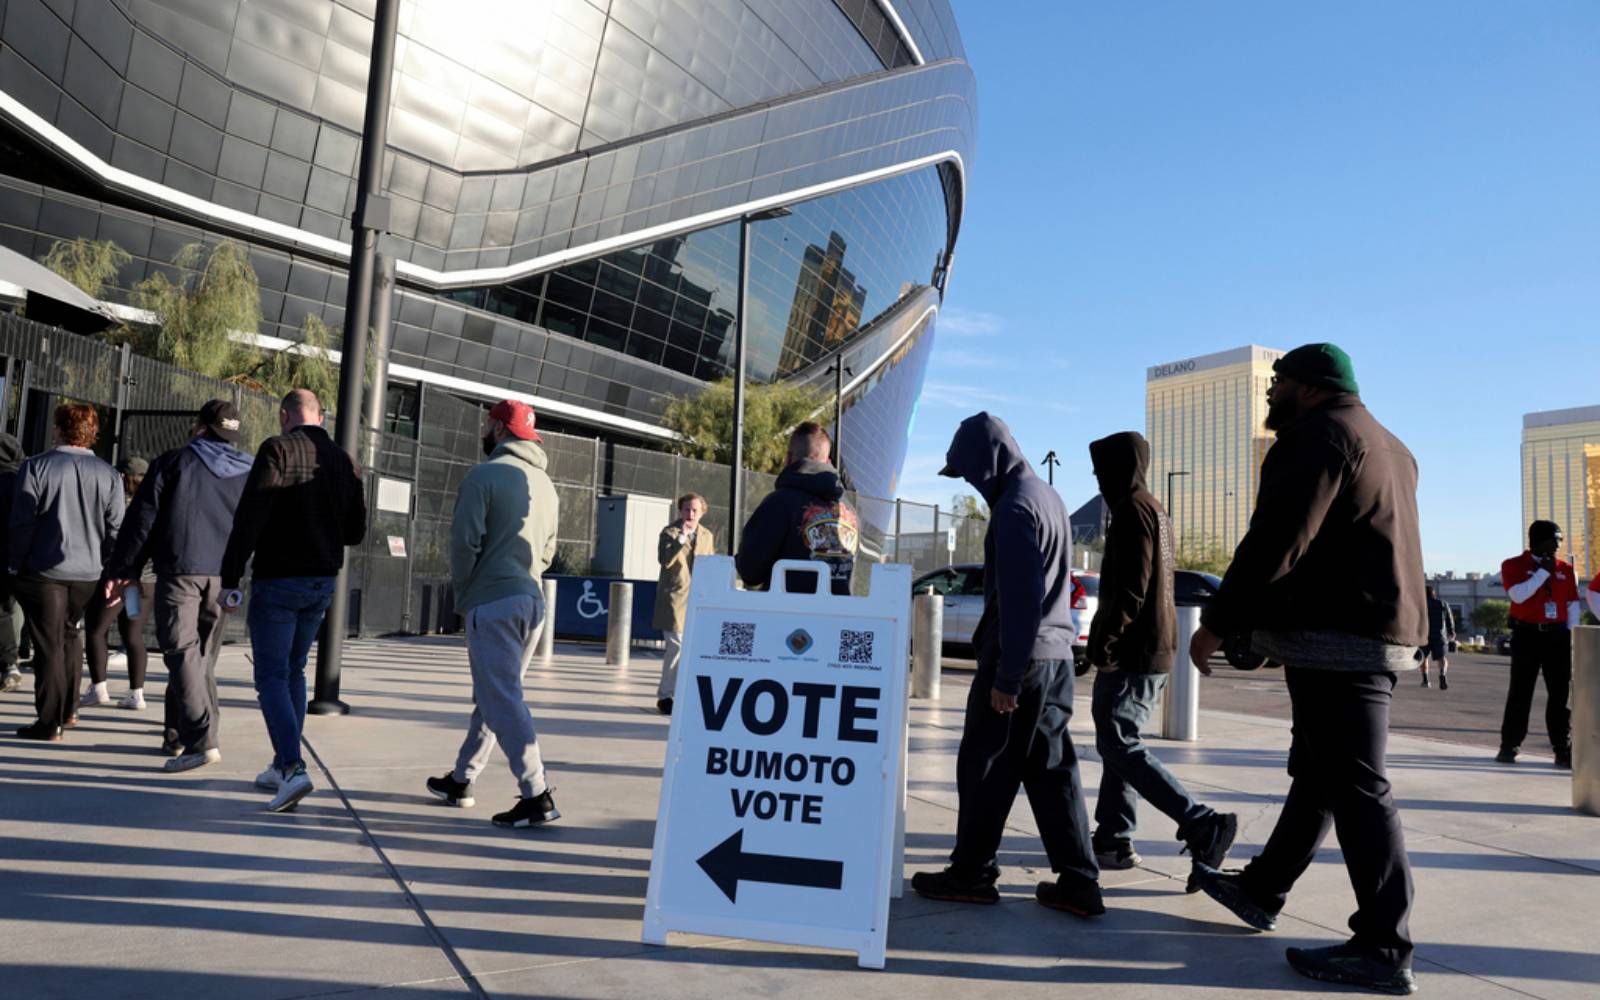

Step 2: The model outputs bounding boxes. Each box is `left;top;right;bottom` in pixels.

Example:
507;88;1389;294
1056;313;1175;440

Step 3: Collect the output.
1574;625;1600;816
539;578;557;664
1162;605;1201;741
606;581;633;667
912;592;943;700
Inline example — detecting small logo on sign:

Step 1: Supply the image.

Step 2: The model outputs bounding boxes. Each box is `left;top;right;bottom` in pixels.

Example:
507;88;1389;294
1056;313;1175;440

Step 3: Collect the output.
786;629;813;655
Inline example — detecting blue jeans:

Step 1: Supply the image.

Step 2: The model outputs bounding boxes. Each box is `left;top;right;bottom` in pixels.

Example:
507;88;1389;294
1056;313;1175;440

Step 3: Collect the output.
1091;669;1213;846
249;576;335;771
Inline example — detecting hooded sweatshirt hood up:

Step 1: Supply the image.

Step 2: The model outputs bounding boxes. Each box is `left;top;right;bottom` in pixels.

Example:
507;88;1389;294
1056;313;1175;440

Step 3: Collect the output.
940;412;1031;504
1089;432;1150;506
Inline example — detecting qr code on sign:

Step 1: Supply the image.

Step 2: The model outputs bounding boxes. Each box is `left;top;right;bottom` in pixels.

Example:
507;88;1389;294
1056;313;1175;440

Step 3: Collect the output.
839;629;875;664
719;622;756;656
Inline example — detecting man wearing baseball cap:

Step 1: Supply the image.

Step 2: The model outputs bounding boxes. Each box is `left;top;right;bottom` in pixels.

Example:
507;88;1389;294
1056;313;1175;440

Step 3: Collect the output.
426;398;563;829
107;399;254;772
1497;520;1579;768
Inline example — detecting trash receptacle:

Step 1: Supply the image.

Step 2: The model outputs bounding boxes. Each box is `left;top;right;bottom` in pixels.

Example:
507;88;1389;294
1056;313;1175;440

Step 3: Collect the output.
1574;625;1600;816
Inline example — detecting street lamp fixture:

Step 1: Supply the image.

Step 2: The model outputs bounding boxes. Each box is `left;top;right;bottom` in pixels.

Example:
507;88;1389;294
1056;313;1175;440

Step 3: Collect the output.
1041;450;1059;486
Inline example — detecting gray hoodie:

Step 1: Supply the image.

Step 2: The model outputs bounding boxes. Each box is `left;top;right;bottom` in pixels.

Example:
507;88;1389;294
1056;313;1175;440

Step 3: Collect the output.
450;438;560;613
941;413;1075;694
9;445;124;581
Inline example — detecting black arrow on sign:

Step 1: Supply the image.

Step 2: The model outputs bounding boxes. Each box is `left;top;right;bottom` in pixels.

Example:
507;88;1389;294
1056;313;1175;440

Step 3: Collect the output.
696;829;845;903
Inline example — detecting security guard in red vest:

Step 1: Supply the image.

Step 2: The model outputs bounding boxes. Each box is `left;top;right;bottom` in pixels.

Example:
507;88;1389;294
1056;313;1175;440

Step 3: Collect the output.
1497;520;1578;768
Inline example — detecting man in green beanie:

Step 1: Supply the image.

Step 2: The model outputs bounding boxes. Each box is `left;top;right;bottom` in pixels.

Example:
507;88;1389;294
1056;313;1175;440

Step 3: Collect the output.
1188;343;1425;995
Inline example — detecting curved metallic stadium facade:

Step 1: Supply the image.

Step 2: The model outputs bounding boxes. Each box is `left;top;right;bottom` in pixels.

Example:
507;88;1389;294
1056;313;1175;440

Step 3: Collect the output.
0;0;975;501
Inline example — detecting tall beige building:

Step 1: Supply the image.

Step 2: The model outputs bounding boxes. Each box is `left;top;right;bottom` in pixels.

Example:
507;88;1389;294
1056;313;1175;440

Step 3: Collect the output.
1145;345;1284;557
1522;405;1600;578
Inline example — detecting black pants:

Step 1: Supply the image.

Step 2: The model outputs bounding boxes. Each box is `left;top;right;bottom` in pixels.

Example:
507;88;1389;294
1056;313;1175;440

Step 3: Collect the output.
155;575;225;752
1500;624;1570;753
1241;668;1414;969
14;576;97;729
0;576;17;670
84;582;152;689
951;658;1098;884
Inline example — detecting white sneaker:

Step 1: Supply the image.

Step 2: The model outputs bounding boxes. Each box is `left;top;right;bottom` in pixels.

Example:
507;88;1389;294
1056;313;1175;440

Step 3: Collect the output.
118;689;146;710
164;747;221;772
80;683;111;707
106;652;129;670
268;766;314;812
255;765;281;790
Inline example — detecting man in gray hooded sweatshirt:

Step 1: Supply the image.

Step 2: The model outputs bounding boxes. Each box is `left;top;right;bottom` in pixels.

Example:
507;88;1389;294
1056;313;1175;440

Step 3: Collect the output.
912;412;1103;917
427;399;561;829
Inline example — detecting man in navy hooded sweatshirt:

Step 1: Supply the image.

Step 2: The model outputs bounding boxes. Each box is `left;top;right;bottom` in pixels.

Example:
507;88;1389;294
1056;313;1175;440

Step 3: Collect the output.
912;412;1103;917
107;400;253;773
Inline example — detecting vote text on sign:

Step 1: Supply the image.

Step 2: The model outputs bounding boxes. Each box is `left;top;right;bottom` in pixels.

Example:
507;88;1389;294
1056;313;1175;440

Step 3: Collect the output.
642;557;911;968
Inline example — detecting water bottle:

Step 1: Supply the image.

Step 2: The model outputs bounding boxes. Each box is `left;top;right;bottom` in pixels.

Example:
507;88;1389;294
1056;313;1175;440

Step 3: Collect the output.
122;584;141;618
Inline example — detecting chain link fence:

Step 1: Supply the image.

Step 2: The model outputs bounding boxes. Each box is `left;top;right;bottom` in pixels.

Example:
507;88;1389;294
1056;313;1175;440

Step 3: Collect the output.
0;313;1027;638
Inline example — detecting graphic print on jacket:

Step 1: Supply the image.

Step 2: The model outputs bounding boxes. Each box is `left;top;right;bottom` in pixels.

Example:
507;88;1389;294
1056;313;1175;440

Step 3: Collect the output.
800;500;860;591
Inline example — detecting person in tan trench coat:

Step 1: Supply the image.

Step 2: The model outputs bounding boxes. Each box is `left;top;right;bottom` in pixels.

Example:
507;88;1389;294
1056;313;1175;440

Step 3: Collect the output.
653;493;714;713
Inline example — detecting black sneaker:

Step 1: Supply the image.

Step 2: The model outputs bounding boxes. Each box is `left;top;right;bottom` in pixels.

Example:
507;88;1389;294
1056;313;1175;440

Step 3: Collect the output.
1438;674;1449;691
1419;675;1429;688
15;722;62;741
426;773;475;808
1286;943;1417;995
656;697;673;715
911;864;1001;904
492;790;560;828
1495;746;1518;764
1093;839;1140;870
1182;812;1238;893
1036;877;1106;917
1191;864;1280;931
1553;748;1572;770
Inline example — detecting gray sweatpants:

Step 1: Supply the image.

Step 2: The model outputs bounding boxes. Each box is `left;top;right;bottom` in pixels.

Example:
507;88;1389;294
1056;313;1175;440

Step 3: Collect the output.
453;592;549;799
155;575;224;752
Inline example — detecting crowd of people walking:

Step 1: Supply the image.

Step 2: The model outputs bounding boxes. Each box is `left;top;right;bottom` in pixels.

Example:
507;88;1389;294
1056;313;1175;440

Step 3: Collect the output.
4;341;1592;996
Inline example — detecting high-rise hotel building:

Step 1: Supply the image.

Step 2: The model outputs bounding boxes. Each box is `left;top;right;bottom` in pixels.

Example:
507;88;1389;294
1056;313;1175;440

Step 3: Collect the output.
1522;405;1600;578
1145;345;1284;555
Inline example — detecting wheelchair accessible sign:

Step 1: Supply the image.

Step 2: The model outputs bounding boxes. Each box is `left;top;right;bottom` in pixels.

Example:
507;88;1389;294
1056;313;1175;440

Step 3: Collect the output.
642;557;911;968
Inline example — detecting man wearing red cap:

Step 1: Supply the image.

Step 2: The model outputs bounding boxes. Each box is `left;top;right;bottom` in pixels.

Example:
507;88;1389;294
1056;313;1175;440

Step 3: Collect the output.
426;399;562;829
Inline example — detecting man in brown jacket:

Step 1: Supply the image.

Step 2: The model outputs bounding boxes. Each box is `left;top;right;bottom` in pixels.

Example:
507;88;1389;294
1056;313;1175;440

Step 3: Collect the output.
1085;431;1235;886
1189;344;1423;996
652;493;714;714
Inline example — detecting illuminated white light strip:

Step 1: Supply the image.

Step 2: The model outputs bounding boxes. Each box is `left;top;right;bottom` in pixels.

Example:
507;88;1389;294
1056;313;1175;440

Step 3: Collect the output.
873;1;927;65
0;87;964;291
842;303;938;397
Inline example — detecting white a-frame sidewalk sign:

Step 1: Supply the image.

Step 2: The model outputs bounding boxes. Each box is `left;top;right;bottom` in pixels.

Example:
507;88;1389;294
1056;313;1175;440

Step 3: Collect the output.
642;557;911;969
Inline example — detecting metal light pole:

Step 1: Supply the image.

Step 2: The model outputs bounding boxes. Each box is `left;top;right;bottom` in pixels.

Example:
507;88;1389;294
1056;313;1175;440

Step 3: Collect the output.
1041;450;1059;486
727;206;789;558
312;0;399;716
1166;469;1191;547
362;253;397;471
830;351;851;472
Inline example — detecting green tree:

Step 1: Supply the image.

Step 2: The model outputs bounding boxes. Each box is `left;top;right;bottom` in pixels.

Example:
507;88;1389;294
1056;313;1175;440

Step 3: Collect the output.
661;378;829;474
1175;533;1233;576
950;493;988;521
126;240;262;379
1471;599;1510;634
40;237;130;298
245;313;342;401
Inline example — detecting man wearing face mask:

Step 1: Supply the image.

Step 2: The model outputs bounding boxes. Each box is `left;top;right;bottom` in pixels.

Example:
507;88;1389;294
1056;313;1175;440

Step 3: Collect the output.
426;399;562;829
1188;344;1425;996
1496;521;1578;768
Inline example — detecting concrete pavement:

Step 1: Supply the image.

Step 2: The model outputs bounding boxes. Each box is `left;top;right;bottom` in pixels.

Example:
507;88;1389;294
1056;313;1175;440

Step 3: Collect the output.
1;637;1596;999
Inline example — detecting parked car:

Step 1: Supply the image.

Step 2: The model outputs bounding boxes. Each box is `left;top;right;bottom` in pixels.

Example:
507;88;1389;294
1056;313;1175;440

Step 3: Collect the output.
911;563;984;647
910;564;1100;659
1172;569;1278;670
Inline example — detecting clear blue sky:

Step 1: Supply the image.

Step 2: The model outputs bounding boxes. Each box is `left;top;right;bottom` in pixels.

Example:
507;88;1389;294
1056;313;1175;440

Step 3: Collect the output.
898;1;1599;574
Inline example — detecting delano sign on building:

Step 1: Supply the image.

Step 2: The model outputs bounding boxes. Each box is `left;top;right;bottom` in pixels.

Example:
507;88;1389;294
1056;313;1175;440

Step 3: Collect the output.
643;557;910;968
1145;344;1283;555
